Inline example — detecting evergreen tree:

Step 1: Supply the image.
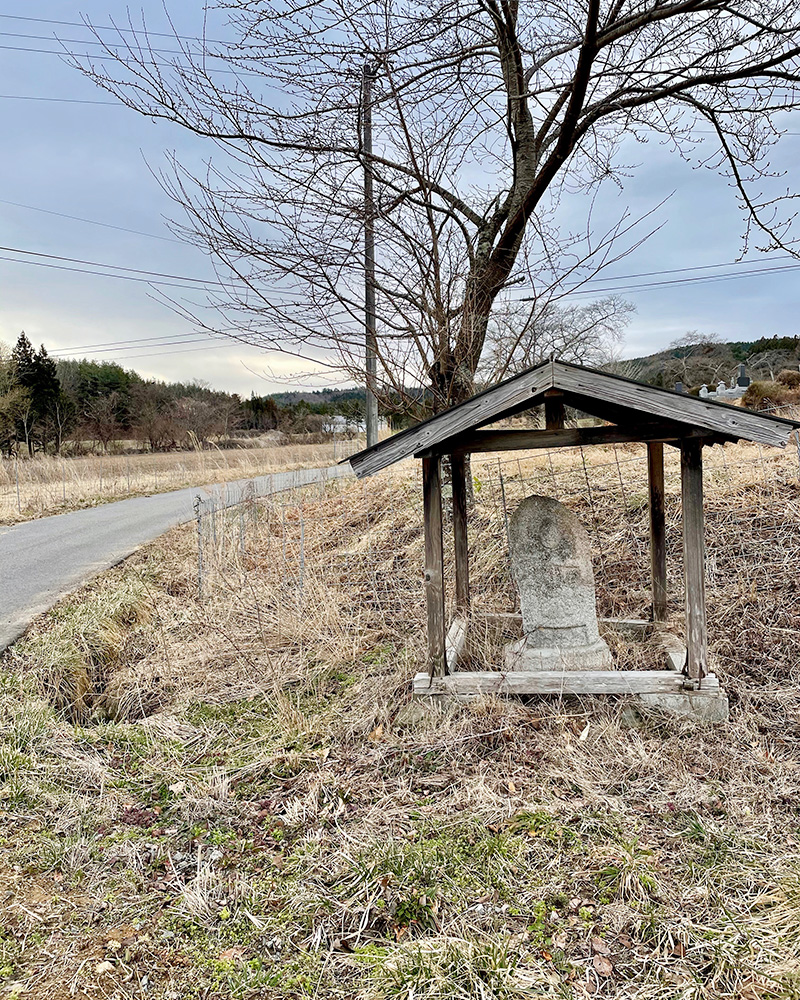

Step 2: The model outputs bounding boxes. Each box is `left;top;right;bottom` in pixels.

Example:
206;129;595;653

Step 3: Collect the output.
9;334;65;453
10;333;36;386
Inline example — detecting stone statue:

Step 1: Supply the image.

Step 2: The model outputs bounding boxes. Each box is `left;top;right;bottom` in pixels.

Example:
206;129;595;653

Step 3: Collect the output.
505;494;613;671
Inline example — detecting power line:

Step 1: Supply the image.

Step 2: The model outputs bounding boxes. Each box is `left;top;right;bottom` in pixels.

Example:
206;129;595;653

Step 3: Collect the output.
553;260;800;299
6;186;797;292
0;12;228;46
49;330;215;353
0;92;116;105
0;41;272;81
0;244;309;298
0;198;183;244
50;337;214;357
57;341;236;363
514;252;799;292
5;83;800;141
0;29;228;60
102;343;235;361
0;244;224;286
0;252;215;290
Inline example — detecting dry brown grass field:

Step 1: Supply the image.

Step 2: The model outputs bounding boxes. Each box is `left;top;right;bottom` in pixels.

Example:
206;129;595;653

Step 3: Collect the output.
1;430;799;999
0;438;361;525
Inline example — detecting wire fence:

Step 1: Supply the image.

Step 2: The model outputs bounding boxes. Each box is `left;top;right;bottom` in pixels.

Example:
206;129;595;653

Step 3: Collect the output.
190;415;800;689
0;438;362;521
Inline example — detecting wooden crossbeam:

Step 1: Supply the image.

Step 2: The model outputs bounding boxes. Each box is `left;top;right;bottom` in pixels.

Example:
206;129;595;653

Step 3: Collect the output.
418;423;704;457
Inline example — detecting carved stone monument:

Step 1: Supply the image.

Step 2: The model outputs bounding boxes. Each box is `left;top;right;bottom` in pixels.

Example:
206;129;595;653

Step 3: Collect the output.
505;494;613;671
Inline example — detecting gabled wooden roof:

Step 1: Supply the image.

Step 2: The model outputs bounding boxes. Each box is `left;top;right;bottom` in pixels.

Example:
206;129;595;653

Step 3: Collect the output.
349;359;800;478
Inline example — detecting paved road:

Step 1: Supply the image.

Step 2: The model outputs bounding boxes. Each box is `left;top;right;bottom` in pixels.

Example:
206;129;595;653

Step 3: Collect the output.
0;464;352;653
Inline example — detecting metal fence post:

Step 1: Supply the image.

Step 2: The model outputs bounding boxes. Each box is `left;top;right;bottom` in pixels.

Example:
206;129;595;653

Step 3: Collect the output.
194;496;204;599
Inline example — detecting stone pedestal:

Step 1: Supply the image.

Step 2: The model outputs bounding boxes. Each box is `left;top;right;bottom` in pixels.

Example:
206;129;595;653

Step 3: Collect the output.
505;494;612;671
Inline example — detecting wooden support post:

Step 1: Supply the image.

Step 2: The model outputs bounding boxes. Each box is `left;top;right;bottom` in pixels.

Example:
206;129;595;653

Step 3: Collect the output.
451;452;470;612
544;389;565;431
647;441;668;622
681;438;707;679
422;456;447;677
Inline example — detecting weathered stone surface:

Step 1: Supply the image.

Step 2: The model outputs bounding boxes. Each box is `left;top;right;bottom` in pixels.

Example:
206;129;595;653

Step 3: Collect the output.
506;494;612;671
638;689;729;722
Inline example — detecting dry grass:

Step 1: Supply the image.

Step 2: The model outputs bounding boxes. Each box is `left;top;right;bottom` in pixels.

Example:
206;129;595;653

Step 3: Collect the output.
2;432;800;999
0;438;361;524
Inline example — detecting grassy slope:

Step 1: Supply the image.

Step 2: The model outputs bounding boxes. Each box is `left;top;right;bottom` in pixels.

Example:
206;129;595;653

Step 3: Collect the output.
2;450;800;1000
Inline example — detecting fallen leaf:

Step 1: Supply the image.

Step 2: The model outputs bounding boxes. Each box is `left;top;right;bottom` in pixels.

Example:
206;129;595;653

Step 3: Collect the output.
219;946;246;962
591;936;611;956
168;780;186;794
95;961;115;975
592;954;613;977
368;725;384;742
507;779;516;794
579;721;591;741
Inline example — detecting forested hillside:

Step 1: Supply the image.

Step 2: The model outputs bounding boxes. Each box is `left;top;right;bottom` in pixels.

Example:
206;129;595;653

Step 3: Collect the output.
0;334;368;456
630;334;800;388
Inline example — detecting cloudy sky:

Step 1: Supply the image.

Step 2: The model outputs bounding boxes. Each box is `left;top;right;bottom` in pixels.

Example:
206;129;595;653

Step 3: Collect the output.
1;1;798;396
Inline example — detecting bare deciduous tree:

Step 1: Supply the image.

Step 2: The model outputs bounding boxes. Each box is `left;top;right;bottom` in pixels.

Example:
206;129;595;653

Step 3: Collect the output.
83;392;123;453
664;331;736;389
481;295;634;381
75;1;800;411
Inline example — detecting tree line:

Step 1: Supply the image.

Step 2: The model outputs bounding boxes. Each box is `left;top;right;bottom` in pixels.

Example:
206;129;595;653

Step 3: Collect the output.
0;333;367;458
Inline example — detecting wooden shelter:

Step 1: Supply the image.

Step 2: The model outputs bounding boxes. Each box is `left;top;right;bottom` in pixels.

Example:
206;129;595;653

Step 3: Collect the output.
348;360;799;700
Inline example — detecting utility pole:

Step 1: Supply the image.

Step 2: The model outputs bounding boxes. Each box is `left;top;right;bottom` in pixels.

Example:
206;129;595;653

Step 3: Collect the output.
362;60;379;449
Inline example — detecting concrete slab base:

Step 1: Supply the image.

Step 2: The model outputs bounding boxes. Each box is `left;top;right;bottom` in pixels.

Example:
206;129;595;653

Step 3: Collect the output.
637;688;729;722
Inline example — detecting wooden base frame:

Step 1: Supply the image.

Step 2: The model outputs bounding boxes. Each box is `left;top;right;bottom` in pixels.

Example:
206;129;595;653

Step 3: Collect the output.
414;670;720;700
417;613;719;704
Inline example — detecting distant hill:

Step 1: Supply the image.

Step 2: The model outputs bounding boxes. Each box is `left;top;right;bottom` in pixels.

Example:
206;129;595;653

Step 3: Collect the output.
267;388;367;408
264;336;800;410
623;334;800;389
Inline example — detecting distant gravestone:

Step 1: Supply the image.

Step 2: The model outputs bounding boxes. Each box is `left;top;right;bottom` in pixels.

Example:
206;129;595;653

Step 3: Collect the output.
505;495;613;671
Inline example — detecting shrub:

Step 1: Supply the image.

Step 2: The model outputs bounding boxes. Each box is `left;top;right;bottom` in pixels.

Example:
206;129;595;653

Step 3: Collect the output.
741;380;792;411
776;368;800;388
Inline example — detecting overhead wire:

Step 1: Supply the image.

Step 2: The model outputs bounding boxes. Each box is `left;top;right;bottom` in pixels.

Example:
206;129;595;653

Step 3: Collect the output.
0;198;184;244
538;259;800;299
49;337;214;357
0;39;282;83
0;244;308;299
0;93;117;105
0;12;229;45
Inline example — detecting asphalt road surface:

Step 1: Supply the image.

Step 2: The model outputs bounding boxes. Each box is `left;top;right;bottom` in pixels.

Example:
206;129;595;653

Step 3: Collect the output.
0;464;352;653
